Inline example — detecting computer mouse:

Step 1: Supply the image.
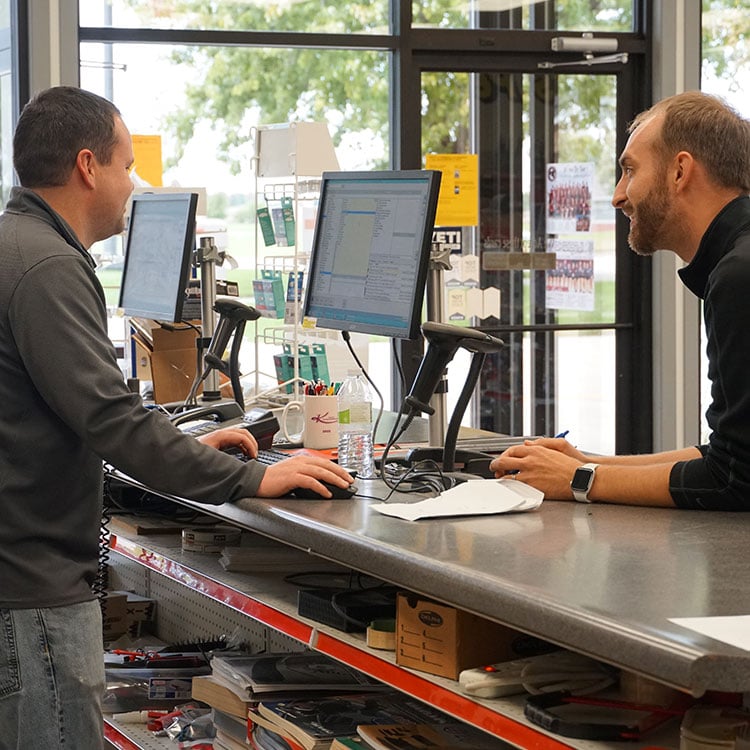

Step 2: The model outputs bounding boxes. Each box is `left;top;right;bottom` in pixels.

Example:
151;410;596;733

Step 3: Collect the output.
292;475;358;500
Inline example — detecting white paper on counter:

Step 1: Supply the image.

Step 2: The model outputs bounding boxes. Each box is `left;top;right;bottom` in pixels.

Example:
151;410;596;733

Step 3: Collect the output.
669;615;750;652
370;479;543;521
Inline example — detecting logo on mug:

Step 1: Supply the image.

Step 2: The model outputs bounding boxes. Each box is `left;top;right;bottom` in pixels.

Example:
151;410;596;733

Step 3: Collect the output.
312;411;338;425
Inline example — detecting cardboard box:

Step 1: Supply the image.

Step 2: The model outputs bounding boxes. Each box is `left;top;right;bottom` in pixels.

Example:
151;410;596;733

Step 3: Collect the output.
396;593;546;680
101;592;129;640
131;320;230;404
111;590;157;622
110;590;157;638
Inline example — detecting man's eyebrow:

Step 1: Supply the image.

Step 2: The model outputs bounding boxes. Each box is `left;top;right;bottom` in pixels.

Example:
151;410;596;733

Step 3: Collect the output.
618;154;633;168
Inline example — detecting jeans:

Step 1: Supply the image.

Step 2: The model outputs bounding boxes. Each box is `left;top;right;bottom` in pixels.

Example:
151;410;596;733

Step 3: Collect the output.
0;600;105;749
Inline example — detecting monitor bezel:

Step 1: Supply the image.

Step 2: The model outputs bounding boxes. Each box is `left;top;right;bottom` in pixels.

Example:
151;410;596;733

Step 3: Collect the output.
118;192;199;323
302;169;441;340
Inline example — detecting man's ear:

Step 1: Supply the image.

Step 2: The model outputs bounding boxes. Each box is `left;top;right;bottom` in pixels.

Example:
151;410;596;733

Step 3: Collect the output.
672;151;695;192
75;149;97;189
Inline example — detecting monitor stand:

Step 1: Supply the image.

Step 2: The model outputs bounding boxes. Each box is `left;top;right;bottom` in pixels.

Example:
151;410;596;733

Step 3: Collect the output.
197;235;222;401
191;237;260;410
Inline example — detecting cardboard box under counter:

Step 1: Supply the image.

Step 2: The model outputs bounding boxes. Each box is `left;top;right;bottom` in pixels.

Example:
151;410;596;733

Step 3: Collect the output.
396;593;550;680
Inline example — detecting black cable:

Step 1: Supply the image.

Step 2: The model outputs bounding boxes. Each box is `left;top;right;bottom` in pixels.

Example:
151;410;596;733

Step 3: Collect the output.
341;331;384;444
339;332;457;498
391;337;407;393
94;476;114;612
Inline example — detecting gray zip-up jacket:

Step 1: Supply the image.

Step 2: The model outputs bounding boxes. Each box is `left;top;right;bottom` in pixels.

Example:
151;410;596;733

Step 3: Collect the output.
0;187;265;608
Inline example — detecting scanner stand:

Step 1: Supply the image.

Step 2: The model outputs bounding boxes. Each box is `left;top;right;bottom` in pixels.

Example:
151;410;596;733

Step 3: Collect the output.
404;447;496;479
403;350;495;481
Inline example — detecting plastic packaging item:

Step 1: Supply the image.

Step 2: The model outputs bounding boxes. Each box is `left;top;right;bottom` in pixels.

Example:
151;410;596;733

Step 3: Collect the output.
680;706;750;750
337;372;376;478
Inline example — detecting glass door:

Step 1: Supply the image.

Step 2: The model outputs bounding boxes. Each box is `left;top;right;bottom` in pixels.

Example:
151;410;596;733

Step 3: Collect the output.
411;60;650;456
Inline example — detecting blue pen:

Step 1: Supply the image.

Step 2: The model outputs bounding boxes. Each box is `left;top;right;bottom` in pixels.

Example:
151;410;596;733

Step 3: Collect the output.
555;430;569;439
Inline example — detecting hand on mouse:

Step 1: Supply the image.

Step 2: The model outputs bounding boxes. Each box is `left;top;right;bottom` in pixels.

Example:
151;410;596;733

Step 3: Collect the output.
256;455;354;498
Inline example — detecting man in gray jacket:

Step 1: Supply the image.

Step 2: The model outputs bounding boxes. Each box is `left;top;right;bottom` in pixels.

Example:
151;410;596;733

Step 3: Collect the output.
0;86;353;748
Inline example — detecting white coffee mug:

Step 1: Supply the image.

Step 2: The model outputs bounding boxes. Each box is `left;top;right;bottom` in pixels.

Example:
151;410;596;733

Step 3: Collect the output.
280;395;339;450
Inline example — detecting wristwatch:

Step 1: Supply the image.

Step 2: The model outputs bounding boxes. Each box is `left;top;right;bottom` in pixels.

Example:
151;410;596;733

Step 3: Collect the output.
570;463;599;503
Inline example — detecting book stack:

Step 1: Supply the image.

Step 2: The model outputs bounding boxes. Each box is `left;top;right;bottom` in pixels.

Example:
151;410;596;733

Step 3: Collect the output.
193;650;513;750
191;651;383;750
352;723;515;749
252;692;515;750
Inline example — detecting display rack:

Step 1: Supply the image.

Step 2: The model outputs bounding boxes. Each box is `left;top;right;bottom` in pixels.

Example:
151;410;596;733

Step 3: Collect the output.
103;529;683;750
249;123;339;400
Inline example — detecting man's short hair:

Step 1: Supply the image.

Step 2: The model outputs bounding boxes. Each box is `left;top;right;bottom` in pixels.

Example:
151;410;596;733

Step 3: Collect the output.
13;86;122;188
631;91;750;193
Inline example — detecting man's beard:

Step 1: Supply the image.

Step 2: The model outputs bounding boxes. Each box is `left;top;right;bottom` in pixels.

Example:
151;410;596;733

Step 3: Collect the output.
627;182;671;257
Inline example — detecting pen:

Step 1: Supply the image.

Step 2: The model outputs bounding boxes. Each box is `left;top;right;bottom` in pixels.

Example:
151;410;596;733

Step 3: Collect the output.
555;430;569;438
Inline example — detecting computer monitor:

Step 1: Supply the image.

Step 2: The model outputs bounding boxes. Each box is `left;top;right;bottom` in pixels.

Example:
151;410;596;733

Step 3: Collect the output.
118;192;199;323
303;170;441;339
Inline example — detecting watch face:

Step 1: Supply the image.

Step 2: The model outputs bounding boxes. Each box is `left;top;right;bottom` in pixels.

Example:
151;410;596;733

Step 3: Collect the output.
571;467;594;492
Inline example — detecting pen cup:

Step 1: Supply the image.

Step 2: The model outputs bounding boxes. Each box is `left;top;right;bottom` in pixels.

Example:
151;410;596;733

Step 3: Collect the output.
280;395;339;450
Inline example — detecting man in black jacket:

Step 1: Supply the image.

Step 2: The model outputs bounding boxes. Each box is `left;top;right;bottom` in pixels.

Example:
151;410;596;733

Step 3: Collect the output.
492;91;750;509
0;86;352;748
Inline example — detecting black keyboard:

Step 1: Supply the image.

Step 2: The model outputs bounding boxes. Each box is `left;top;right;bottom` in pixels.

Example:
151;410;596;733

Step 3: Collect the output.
255;448;292;465
222;447;291;465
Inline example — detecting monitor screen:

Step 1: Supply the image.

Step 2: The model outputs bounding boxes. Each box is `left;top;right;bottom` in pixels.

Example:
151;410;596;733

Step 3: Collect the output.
303;170;441;340
118;192;199;323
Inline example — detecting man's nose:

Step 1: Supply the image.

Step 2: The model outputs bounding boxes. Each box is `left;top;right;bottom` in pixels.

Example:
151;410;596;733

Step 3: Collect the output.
612;175;626;209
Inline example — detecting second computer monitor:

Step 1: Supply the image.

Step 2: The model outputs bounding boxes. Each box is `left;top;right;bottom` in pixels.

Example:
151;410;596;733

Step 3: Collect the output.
118;192;199;323
303;170;441;340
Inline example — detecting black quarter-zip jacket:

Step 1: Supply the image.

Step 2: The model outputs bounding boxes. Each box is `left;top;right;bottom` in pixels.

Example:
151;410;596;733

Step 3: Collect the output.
671;195;750;509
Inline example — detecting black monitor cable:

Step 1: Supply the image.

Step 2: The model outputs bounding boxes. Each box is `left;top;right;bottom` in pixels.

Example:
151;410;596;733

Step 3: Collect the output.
340;331;384;443
340;331;460;498
374;402;457;498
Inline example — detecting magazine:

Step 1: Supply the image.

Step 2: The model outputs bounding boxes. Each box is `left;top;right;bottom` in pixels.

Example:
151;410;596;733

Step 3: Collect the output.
211;652;382;695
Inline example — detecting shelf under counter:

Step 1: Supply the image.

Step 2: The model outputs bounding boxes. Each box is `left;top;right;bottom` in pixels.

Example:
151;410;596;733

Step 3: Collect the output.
104;469;750;697
109;530;683;750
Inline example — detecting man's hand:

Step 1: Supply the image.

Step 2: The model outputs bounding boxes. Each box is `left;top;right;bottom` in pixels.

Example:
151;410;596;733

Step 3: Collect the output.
489;440;581;500
197;427;258;459
521;437;587;461
257;454;354;499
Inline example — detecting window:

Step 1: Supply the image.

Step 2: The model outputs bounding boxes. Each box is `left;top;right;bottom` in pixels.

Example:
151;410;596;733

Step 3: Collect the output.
0;0;25;207
80;0;652;452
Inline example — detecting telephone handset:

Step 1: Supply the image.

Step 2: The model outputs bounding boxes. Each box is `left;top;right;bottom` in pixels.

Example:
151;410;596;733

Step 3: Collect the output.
169;401;245;428
170;403;280;450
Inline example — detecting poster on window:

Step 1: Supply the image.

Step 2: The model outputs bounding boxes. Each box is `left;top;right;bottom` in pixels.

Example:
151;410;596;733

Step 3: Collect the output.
546;239;595;311
546;162;593;235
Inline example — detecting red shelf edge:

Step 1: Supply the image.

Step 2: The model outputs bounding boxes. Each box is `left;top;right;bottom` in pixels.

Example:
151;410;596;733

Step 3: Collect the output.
103;718;144;750
109;533;573;750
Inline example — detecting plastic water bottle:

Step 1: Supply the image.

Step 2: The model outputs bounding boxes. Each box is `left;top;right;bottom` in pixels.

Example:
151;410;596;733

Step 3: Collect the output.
337;372;376;478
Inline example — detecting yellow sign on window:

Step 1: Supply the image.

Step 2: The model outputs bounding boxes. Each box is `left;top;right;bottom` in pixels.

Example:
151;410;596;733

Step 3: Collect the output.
131;134;163;187
425;153;478;227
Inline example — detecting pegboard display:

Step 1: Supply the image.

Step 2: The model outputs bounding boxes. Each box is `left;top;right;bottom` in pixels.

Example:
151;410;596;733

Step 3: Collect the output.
107;550;300;654
105;718;173;750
